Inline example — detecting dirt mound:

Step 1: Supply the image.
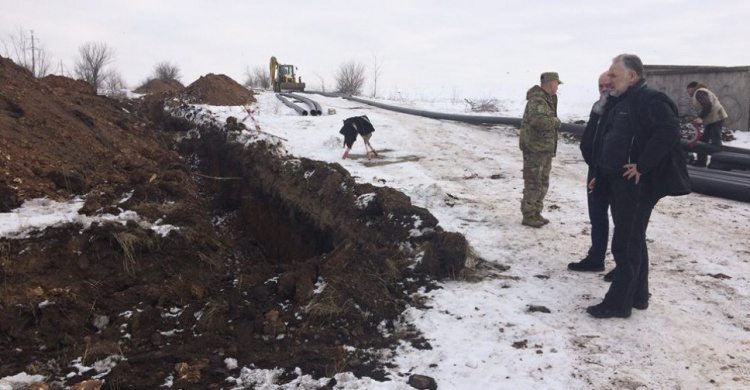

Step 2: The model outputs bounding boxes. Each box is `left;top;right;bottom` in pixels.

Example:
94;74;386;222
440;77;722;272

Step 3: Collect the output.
0;55;467;388
183;73;255;106
0;55;176;209
133;78;185;94
41;74;96;95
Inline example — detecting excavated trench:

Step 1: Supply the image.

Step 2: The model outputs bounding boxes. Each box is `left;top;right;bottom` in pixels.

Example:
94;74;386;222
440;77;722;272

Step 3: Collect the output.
194;133;335;266
170;107;469;283
157;108;470;382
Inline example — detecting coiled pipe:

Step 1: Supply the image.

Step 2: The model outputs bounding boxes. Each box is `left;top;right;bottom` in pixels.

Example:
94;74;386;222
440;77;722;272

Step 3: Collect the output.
281;93;322;116
276;93;308;116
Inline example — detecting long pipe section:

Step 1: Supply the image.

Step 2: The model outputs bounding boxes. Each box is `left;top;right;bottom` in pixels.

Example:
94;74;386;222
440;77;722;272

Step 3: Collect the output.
319;94;750;153
686;166;750;203
276;94;308;116
340;95;585;134
281;93;321;116
308;92;750;204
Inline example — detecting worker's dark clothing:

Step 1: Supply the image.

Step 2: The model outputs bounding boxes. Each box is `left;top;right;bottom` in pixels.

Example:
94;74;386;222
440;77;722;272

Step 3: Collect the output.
695;119;724;166
691;88;728;167
580;108;609;266
340;115;375;149
590;79;691;313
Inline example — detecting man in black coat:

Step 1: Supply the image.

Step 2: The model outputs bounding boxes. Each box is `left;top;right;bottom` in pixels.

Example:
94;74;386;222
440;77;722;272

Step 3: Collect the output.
569;71;612;274
586;54;691;319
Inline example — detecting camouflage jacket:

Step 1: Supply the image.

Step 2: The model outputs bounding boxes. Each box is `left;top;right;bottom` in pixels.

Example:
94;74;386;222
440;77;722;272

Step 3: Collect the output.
519;85;561;154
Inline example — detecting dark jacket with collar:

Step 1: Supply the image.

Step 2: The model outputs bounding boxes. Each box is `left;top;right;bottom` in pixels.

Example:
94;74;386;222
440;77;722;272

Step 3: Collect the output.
591;79;691;199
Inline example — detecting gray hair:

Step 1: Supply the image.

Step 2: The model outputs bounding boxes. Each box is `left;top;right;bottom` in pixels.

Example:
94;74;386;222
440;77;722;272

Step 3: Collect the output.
612;54;644;78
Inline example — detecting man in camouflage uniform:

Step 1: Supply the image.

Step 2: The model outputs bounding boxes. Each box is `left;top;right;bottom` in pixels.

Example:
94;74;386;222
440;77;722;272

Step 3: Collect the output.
519;72;562;228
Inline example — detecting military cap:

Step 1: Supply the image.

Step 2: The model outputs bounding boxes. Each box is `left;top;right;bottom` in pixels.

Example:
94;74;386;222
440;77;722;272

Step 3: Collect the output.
540;72;563;84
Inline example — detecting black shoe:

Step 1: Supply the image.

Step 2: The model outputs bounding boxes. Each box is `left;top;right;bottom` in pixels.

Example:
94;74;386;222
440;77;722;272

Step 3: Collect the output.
586;302;631;319
633;293;651;310
633;300;649;310
568;259;605;272
603;269;616;282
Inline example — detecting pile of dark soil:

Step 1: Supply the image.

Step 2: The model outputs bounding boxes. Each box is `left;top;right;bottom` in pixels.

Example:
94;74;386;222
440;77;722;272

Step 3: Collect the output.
133;78;185;95
0;55;467;389
0;56;177;210
181;73;256;106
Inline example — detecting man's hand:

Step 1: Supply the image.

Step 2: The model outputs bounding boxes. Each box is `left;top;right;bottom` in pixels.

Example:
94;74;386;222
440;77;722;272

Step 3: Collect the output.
623;163;641;184
588;178;596;191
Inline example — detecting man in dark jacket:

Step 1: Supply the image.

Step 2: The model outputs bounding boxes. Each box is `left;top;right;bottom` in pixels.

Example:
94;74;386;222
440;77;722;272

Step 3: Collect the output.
568;71;612;273
586;54;691;319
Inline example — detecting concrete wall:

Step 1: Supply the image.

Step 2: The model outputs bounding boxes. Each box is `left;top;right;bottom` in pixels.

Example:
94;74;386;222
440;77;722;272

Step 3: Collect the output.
644;66;750;131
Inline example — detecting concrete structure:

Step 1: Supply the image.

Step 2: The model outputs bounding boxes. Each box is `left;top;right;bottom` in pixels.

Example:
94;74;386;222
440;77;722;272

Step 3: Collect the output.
644;65;750;131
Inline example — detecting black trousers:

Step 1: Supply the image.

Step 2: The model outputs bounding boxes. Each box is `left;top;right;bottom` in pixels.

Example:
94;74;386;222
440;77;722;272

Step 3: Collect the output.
696;120;724;166
598;172;658;311
586;169;610;265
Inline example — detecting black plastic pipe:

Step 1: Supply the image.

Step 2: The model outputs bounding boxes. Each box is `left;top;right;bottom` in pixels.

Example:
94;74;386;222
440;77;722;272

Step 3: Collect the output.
682;140;750;155
686;166;750;203
281;93;321;116
276;94;308;116
306;91;750;203
322;94;584;134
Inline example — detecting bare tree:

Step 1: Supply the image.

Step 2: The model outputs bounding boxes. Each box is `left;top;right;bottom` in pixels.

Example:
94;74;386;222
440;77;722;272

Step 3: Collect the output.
370;54;384;97
335;60;366;95
74;41;116;92
252;66;270;89
2;27;52;77
314;72;327;92
103;68;127;98
243;66;256;88
153;61;181;82
244;65;270;89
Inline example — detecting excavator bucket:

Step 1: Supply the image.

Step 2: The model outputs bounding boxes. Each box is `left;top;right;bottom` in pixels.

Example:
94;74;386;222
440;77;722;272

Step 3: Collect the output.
280;82;306;92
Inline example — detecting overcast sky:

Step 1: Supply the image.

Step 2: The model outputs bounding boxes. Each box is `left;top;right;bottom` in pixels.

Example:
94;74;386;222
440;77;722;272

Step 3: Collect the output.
2;0;749;110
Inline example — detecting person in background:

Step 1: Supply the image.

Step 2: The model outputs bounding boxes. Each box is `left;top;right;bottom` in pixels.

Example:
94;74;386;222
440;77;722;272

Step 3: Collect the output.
586;54;691;319
568;71;612;274
686;81;729;167
519;72;562;228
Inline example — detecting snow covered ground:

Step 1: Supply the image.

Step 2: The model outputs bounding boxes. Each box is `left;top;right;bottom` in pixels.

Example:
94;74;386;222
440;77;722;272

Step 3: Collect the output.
2;91;749;390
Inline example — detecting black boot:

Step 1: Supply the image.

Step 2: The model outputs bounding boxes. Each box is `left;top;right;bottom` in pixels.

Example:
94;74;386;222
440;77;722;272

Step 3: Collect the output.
568;258;604;272
586;302;631;319
603;268;616;282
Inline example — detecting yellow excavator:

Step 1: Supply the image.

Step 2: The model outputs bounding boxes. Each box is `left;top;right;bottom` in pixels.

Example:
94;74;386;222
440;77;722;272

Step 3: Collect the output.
269;56;305;92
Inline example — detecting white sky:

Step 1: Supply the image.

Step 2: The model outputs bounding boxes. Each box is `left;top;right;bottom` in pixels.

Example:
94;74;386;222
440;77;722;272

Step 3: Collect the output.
3;93;749;389
2;0;750;111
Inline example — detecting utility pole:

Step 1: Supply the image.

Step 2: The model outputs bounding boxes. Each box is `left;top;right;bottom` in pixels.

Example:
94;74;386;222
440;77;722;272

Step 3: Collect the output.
31;29;36;77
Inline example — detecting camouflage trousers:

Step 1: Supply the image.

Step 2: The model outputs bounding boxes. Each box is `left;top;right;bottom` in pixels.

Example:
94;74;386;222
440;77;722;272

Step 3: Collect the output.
521;151;552;217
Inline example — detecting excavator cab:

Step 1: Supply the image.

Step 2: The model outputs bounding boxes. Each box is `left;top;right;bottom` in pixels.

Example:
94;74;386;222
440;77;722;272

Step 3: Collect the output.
278;65;296;83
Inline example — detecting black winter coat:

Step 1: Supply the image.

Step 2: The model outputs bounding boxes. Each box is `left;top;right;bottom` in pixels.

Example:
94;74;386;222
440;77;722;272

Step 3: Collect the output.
592;80;691;199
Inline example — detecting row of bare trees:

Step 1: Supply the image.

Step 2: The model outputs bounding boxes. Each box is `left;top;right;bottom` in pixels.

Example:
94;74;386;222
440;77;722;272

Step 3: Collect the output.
1;28;123;93
3;27;385;97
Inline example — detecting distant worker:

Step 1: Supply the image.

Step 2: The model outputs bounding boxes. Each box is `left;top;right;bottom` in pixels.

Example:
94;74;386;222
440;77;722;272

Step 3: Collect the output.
569;71;612;274
686;81;729;167
519;72;562;228
340;115;378;160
